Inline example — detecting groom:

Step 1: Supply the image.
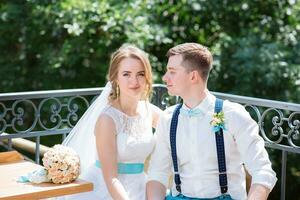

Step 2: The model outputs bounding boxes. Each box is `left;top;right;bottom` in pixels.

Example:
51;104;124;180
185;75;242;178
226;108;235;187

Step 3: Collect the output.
146;43;277;200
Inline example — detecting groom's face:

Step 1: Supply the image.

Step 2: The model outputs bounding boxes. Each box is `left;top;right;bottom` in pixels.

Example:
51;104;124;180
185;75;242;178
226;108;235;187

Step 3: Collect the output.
163;54;191;96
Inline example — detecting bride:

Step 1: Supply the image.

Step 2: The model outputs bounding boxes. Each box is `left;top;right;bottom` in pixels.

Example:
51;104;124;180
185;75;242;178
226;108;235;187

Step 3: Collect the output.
60;44;161;199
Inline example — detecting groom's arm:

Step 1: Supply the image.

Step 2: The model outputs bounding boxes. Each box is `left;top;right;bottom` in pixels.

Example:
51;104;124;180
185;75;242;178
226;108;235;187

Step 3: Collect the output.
146;180;166;200
228;103;277;199
247;184;270;200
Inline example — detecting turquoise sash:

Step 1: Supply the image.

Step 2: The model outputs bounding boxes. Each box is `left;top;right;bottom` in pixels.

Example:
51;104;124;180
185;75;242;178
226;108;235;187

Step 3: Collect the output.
165;194;233;200
95;160;144;174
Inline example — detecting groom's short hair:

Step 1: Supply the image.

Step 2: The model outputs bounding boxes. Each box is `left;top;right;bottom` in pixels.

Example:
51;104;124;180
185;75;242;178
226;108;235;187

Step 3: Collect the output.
167;43;213;82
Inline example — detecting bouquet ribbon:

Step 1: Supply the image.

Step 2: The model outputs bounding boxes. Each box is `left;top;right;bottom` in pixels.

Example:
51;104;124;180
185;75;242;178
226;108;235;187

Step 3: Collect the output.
17;168;50;183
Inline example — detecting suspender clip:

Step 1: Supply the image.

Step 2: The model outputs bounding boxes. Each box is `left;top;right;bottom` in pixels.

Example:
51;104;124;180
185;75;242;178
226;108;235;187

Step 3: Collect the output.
176;184;182;193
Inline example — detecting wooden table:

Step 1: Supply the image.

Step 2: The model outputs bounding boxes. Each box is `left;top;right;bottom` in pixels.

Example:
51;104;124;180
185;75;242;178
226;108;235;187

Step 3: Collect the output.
0;151;93;200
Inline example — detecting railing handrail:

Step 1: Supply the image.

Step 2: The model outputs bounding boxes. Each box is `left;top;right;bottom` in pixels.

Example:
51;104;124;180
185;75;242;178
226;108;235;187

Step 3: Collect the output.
0;87;104;100
213;91;300;112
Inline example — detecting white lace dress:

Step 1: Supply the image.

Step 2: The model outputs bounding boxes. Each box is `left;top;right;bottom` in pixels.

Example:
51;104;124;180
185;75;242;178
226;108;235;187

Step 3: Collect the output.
63;101;155;200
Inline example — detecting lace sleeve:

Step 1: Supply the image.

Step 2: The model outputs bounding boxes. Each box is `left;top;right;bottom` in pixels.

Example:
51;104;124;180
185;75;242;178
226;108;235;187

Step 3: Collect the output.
99;107;122;135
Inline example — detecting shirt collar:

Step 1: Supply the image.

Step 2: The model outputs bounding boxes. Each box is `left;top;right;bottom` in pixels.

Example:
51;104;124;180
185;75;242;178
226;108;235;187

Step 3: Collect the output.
181;91;215;117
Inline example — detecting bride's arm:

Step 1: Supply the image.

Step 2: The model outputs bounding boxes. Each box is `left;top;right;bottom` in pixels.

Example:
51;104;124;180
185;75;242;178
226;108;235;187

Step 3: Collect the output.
150;104;163;128
95;114;130;200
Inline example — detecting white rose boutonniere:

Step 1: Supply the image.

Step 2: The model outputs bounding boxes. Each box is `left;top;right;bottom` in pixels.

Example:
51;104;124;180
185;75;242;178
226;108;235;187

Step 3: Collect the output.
210;111;226;132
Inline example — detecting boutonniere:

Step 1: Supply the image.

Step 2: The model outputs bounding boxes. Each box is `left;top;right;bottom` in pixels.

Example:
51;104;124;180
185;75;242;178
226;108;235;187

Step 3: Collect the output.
210;111;226;132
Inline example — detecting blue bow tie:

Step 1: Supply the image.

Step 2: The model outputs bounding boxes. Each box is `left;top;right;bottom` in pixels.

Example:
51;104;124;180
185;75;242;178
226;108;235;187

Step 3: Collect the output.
180;107;203;117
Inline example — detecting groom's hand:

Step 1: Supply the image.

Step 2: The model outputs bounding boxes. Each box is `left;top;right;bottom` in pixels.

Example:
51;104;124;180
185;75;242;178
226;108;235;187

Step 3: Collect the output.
146;180;166;200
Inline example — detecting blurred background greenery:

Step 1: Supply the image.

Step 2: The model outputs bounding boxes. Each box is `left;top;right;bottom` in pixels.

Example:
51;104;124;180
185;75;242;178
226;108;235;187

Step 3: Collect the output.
1;0;299;102
1;0;300;199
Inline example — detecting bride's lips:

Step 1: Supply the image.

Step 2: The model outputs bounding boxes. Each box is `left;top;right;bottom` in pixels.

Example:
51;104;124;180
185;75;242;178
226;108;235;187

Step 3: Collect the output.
129;87;140;90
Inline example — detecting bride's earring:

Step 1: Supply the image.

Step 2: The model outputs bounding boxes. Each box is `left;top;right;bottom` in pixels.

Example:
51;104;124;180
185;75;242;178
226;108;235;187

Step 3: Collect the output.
116;85;120;99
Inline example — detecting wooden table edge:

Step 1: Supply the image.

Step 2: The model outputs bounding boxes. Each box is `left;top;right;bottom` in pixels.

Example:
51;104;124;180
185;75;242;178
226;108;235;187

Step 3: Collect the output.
0;181;93;200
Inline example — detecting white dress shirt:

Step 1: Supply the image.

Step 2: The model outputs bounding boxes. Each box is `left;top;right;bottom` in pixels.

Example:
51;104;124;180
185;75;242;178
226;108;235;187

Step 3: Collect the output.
148;92;277;199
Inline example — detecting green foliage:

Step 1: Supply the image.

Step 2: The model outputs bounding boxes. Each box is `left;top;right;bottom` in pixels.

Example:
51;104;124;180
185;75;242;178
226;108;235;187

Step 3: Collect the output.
210;34;300;102
0;0;169;91
147;0;300;102
1;0;299;102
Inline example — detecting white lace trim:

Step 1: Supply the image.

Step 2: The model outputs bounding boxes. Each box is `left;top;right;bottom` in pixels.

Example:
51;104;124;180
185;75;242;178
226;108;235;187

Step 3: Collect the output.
122;114;148;140
102;102;152;140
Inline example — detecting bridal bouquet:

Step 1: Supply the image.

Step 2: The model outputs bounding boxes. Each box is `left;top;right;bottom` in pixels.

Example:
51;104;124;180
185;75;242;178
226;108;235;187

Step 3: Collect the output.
42;144;80;184
18;145;80;184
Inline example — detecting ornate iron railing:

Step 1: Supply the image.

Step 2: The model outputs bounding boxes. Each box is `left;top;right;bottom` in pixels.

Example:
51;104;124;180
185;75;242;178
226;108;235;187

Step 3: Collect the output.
0;84;299;200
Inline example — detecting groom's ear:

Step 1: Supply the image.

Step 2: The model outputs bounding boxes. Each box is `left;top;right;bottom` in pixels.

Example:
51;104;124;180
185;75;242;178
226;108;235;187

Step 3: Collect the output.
190;70;201;83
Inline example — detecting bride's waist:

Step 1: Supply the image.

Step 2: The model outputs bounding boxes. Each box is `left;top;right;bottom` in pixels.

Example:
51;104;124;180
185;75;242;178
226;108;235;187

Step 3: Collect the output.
95;160;144;174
